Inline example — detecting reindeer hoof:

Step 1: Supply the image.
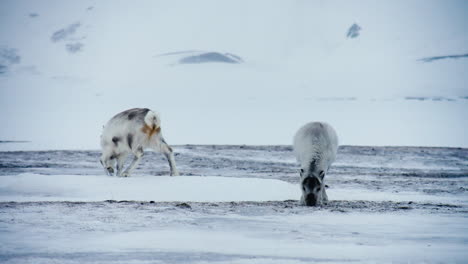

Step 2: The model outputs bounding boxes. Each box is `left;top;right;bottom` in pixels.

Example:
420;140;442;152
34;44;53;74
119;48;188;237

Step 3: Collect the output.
106;167;115;176
121;172;130;177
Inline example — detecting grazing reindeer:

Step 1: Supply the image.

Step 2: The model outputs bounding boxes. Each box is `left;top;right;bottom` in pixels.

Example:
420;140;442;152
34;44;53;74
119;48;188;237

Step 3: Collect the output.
100;108;179;177
293;122;338;206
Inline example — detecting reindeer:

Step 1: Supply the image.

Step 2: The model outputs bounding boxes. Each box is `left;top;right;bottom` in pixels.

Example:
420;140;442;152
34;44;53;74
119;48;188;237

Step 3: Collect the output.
293;122;338;206
100;108;179;177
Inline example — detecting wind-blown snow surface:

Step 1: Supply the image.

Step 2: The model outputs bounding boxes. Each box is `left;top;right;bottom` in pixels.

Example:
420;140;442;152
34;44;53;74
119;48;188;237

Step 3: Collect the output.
1;145;467;263
0;174;298;202
0;0;468;148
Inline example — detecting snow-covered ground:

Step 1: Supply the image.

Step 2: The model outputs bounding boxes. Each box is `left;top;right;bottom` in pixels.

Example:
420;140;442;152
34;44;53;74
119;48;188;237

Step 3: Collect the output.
1;145;467;263
0;174;298;202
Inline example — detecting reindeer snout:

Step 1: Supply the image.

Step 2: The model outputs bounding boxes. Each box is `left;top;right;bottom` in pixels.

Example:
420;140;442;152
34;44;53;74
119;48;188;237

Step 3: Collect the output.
304;194;318;206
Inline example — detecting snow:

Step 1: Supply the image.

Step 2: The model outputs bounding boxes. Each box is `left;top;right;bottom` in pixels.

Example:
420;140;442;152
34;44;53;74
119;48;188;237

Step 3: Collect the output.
2;174;465;205
0;174;298;202
0;145;467;263
1;200;467;263
24;216;464;261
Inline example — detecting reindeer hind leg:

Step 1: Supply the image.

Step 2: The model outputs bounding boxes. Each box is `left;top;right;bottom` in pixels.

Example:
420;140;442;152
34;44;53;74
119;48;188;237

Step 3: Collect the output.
160;138;179;176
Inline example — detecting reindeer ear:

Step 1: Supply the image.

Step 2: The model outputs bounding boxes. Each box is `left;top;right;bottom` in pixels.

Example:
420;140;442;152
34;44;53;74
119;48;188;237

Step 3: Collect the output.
319;170;325;179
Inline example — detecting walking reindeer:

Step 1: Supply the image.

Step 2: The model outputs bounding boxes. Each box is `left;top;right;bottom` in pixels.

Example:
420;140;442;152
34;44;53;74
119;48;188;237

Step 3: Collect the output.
293;122;338;206
100;108;179;177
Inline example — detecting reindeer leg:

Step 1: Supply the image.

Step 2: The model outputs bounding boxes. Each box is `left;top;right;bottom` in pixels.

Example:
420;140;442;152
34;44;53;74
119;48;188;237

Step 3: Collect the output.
321;186;329;204
116;154;128;177
122;148;143;177
300;194;306;206
160;138;179;176
100;153;115;176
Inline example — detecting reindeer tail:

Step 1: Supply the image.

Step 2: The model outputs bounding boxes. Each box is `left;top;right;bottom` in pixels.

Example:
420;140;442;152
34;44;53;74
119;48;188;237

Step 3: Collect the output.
144;110;161;129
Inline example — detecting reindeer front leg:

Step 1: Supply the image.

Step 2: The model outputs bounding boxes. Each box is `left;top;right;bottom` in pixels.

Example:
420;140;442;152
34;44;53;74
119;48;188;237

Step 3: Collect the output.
122;148;143;177
116;153;128;177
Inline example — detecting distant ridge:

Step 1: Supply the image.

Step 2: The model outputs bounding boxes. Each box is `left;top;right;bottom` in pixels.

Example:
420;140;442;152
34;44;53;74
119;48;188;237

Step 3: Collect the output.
419;53;468;63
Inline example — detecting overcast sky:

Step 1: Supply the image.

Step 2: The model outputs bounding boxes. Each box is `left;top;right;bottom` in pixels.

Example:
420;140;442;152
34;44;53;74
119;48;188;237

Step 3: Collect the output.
1;0;467;149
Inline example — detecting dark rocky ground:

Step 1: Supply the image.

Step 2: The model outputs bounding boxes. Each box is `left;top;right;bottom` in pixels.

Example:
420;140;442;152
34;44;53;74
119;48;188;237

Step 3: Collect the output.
1;145;467;197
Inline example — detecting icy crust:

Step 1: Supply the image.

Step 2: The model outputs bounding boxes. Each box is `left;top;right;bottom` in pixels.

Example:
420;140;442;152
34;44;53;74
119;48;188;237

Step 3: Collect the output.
0;174;299;202
1;174;466;206
1;200;466;214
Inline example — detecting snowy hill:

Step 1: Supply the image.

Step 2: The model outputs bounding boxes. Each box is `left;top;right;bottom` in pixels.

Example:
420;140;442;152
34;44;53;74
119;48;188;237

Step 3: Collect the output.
0;0;467;149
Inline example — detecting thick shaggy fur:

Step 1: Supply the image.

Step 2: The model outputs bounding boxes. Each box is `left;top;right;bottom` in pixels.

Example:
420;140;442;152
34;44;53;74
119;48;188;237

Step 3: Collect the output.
293;122;338;206
100;108;179;177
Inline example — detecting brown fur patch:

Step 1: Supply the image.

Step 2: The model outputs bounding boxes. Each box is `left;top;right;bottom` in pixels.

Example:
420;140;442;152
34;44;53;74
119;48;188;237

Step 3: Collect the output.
141;124;161;139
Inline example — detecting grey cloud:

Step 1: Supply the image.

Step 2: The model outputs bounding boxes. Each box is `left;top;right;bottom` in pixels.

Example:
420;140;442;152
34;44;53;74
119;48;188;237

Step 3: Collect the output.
405;96;456;102
16;65;41;75
347;23;361;39
51;22;81;42
66;42;84;53
0;47;21;64
0;47;21;75
155;50;201;57
179;52;243;64
156;51;244;65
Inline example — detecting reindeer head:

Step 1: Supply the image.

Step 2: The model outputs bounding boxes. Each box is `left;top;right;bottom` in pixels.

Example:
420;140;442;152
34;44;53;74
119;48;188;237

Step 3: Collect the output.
100;153;115;176
300;160;326;206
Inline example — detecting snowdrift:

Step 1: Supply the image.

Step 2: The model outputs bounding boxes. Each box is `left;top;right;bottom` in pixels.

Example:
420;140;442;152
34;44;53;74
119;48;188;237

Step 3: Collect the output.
1;173;465;204
0;174;298;202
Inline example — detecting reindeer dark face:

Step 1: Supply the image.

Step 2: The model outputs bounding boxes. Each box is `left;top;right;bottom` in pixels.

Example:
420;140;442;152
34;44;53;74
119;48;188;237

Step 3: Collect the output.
301;175;323;206
300;164;325;206
100;154;115;176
